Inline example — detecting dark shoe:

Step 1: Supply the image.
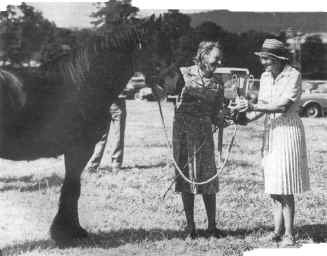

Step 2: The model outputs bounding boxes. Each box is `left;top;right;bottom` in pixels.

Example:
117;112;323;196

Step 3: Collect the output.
279;234;295;247
260;232;282;243
185;227;198;240
205;227;224;239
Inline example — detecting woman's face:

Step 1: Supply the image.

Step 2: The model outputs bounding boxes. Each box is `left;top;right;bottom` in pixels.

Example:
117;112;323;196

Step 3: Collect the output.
201;47;223;76
260;56;283;75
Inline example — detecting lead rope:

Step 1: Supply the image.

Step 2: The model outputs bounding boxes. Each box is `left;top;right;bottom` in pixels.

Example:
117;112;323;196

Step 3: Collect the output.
153;90;238;197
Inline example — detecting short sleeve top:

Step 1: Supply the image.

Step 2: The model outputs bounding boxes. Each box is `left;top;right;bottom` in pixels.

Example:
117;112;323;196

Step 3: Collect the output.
258;65;302;117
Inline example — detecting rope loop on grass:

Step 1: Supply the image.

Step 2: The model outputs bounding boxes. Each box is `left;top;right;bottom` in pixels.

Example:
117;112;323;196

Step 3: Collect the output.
153;89;238;187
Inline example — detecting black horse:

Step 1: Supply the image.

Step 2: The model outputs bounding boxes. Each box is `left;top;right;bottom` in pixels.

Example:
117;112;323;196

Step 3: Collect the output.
0;28;152;243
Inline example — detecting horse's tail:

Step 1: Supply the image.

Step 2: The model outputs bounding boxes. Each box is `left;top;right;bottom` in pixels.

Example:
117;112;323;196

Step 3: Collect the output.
0;69;27;110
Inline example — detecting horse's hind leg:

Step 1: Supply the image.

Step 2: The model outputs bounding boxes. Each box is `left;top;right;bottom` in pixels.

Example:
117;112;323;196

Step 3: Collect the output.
50;141;93;243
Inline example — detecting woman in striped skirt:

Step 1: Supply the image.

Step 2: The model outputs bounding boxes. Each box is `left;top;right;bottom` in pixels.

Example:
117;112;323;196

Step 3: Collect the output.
237;39;310;246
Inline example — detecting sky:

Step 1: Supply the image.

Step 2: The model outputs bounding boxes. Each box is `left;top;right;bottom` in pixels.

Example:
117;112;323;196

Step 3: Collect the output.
1;0;327;28
27;2;207;28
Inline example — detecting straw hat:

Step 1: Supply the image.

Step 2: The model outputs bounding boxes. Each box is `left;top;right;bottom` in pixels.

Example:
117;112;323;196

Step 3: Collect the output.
254;39;289;60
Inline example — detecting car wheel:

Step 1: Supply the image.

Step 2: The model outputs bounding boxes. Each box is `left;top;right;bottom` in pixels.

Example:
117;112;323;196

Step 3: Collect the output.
303;103;321;118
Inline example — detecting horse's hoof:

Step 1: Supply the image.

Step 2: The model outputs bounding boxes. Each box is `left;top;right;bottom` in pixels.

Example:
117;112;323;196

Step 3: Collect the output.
74;226;88;238
50;220;88;244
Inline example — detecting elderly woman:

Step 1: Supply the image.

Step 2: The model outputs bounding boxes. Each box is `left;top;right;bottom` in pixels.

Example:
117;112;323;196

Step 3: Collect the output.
167;41;225;239
238;39;310;246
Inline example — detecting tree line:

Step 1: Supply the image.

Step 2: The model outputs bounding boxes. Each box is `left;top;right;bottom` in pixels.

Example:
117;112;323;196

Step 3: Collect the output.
0;1;326;79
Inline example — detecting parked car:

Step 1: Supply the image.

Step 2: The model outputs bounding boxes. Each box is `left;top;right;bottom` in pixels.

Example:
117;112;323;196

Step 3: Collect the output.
299;80;327;118
300;91;327;118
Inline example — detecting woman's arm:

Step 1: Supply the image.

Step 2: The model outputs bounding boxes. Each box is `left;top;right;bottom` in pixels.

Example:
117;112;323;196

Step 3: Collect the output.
246;111;265;122
231;97;291;123
249;98;293;113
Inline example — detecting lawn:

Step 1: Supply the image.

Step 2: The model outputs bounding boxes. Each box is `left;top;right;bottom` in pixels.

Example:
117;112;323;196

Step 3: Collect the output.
1;100;326;256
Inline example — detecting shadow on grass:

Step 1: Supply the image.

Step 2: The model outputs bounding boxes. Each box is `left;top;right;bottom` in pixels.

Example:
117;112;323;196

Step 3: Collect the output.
3;225;325;254
221;176;264;189
0;175;33;183
0;174;62;192
1;226;273;254
297;224;327;242
98;162;168;172
1;228;185;254
2;239;56;256
220;226;272;238
87;228;186;248
123;163;168;170
225;159;255;169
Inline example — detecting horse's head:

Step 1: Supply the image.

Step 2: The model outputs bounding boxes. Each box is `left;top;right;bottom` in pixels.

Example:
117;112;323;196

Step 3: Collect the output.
118;21;167;91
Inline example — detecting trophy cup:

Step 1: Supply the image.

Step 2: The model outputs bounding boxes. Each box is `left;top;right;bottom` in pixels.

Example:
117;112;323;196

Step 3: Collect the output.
228;72;255;125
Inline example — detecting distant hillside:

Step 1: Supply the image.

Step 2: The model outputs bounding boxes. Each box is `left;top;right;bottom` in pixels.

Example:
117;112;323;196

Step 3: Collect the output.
189;10;327;34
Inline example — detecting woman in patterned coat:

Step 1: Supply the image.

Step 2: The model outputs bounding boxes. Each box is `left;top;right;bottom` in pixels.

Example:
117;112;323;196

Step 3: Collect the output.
171;41;225;239
238;39;310;247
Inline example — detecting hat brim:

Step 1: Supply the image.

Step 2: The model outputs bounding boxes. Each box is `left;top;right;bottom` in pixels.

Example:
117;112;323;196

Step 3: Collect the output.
254;51;288;60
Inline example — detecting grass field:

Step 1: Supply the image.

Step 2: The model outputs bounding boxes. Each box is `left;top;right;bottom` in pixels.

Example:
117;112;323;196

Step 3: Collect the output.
1;100;326;256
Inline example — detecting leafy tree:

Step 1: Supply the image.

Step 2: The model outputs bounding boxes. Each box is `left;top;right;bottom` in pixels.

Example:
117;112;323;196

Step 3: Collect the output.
19;3;55;57
235;30;274;76
173;30;198;66
195;21;224;42
0;5;24;64
161;10;191;41
141;10;194;69
0;2;56;65
160;10;192;63
301;35;326;79
90;0;139;32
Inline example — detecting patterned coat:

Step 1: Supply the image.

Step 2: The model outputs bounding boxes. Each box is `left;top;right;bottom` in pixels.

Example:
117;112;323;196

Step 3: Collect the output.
173;65;224;194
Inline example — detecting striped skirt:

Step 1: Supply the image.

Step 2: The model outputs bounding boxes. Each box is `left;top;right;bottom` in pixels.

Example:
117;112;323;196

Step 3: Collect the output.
262;114;310;195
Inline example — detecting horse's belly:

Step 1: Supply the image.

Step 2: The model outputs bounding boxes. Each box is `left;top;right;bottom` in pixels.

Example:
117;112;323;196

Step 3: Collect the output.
0;130;64;160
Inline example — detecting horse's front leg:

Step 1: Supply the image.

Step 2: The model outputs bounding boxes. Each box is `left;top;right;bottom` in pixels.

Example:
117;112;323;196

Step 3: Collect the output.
50;140;93;243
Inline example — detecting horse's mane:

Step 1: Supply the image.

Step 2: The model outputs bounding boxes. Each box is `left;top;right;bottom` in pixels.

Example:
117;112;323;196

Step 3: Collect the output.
0;28;142;118
48;28;142;90
0;69;27;109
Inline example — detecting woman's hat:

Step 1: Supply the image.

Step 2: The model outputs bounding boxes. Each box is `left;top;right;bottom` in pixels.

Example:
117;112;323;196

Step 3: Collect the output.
254;39;289;60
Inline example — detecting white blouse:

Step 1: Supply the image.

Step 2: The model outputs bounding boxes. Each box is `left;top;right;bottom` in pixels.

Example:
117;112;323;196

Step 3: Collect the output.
258;65;302;118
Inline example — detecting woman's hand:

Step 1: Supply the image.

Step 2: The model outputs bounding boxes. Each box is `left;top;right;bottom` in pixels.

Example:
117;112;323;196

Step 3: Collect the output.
228;97;249;113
